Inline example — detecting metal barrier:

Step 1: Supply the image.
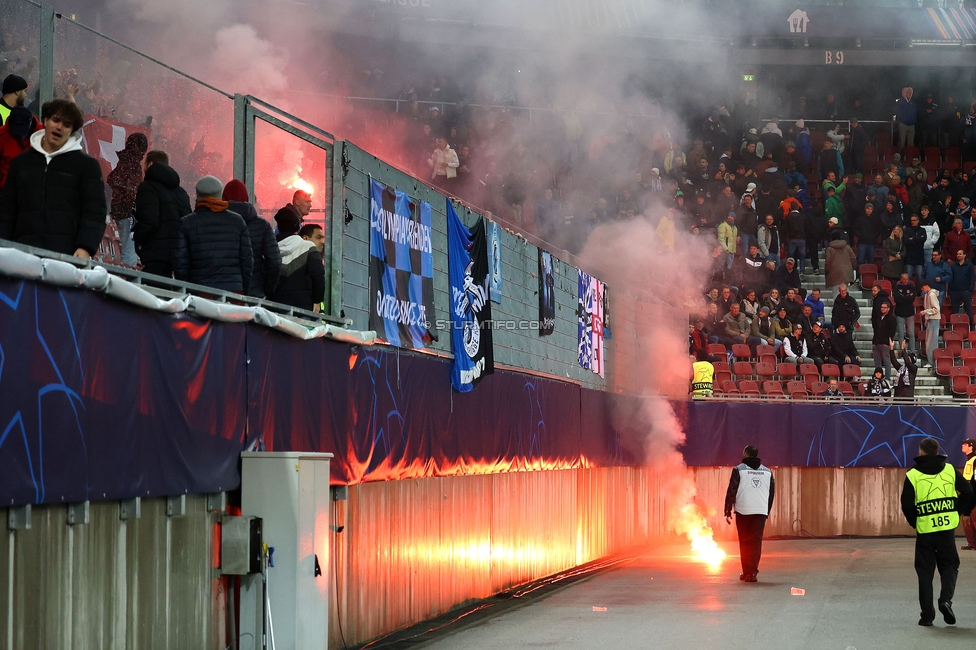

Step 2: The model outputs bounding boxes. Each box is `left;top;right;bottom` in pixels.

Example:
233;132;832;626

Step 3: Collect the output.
691;393;958;406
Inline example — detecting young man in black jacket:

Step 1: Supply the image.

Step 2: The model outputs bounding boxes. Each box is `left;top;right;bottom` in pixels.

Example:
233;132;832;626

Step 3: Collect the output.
831;283;861;330
901;438;974;627
0;99;106;258
222;179;281;299
270;223;326;312
872;300;897;380
134;150;191;277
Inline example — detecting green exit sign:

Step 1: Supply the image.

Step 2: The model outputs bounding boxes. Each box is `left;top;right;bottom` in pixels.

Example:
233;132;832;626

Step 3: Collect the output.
742;75;755;81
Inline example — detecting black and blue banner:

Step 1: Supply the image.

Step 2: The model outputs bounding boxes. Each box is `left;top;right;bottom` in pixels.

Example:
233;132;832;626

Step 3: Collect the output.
487;220;503;303
368;178;435;349
448;199;494;392
539;250;555;336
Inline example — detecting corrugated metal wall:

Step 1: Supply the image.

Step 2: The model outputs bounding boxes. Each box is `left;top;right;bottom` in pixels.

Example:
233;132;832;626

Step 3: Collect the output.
0;497;222;650
328;465;916;648
1;467;917;650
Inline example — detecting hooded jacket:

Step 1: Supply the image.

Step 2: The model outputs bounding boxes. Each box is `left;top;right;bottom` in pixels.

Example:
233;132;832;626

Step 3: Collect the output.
106;132;148;221
133;162;191;266
0;129;106;256
825;239;857;289
901;453;973;530
268;234;325;311
226;198;282;299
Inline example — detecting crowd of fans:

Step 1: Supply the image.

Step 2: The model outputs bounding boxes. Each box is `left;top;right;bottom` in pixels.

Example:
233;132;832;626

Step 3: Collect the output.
0;93;327;313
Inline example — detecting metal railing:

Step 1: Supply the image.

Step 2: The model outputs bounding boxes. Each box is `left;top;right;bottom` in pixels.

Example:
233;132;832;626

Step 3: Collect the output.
690;392;960;406
0;238;347;327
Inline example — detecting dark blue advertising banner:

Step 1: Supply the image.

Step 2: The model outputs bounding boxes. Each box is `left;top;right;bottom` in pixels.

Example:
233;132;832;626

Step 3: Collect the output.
368;178;435;349
678;401;976;469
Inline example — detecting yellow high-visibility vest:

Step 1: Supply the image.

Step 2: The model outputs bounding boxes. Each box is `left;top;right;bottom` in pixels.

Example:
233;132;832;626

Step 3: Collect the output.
692;361;714;396
907;464;959;534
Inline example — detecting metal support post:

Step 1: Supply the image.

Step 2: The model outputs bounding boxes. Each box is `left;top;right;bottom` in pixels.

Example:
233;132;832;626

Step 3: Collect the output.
39;5;56;105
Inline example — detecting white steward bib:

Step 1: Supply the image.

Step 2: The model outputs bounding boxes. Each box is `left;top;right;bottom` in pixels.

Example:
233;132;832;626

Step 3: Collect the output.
734;462;772;516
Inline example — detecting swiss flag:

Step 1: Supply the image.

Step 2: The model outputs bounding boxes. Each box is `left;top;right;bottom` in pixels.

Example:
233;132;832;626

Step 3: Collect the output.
80;115;151;180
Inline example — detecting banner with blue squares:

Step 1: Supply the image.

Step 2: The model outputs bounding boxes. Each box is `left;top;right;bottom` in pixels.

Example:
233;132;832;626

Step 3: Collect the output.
368;178;436;349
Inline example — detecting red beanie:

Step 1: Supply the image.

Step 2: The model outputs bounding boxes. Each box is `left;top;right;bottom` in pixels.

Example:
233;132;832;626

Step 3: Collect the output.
222;179;249;202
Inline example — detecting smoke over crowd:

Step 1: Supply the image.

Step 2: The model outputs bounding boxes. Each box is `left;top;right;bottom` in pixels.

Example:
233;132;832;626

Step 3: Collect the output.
4;0;742;545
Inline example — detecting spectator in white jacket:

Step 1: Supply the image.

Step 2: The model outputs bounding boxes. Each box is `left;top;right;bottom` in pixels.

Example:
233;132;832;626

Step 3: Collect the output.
428;136;459;191
920;279;941;368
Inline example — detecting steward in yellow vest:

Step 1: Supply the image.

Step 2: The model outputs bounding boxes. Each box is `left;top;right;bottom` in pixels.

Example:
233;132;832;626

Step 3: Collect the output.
961;437;976;551
900;437;974;626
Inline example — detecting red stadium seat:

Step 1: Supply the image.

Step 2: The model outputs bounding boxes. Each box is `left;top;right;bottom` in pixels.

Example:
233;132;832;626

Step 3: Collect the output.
922;160;940;177
721;380;740;395
903;145;920;161
968;331;976;348
944;331;964;357
838;381;855;397
945;159;961;172
946;146;961;162
733;361;754;378
923;146;941;163
843;364;863;380
873;279;892;295
950;313;971;334
777;363;798;380
732;343;753;361
756;344;776;365
755;362;777;380
811;381;829;396
763;380;785;397
786;380;808;398
707;343;727;357
967;384;976;401
713;361;732;386
962;349;976;373
859;264;878;290
738;380;761;396
935;348;955;376
821;363;841;379
951;366;971;395
876;131;892;148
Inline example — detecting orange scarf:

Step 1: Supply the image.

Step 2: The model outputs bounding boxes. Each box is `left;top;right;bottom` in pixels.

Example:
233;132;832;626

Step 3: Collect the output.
196;197;228;212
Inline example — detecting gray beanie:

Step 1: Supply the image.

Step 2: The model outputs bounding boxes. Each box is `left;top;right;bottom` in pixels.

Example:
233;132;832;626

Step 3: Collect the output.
195;175;223;199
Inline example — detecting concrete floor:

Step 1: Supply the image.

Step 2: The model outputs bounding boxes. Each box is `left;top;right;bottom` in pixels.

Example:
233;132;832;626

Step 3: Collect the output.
418;538;976;650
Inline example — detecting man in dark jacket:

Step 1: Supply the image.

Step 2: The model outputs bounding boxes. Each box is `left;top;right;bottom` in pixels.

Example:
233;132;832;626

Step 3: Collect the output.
784;209;807;274
724;445;775;583
853;202;883;266
222;179;281;299
949;248;976;327
892;273;918;351
273;189;312;242
773;257;803;298
172;176;252;293
0;106;41;191
831;283;861;330
901;437;973;627
133;150;191;277
961;438;976;551
736;193;760;253
873;299;897;380
829;323;861;366
270;223;326;312
0;99;106;258
807;321;830;370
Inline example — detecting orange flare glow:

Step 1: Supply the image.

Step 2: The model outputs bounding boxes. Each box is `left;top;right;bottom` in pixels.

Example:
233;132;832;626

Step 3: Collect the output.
291;176;314;196
674;502;726;569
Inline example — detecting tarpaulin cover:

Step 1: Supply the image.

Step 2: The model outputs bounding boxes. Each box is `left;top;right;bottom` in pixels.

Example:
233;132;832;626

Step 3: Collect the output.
0;276;248;506
678;401;976;469
0;275;637;505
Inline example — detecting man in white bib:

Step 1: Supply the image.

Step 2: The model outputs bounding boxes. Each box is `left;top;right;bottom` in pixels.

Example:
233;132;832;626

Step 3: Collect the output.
724;445;775;582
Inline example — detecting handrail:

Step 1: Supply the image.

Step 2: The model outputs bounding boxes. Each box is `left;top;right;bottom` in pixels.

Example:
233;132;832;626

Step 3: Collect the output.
52;12;234;99
0;239;347;327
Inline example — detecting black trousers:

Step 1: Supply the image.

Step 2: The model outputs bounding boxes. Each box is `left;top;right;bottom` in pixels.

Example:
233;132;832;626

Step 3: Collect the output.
915;530;959;622
736;513;768;576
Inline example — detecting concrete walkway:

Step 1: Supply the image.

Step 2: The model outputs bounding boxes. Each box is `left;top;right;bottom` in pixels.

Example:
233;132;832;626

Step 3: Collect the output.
418;538;976;650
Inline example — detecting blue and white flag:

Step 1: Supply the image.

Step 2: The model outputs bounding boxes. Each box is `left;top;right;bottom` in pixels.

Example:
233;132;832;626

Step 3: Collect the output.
368;179;435;349
487;220;503;303
448;199;494;392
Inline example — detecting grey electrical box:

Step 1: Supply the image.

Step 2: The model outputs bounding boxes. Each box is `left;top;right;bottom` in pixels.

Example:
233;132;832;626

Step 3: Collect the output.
221;516;263;575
